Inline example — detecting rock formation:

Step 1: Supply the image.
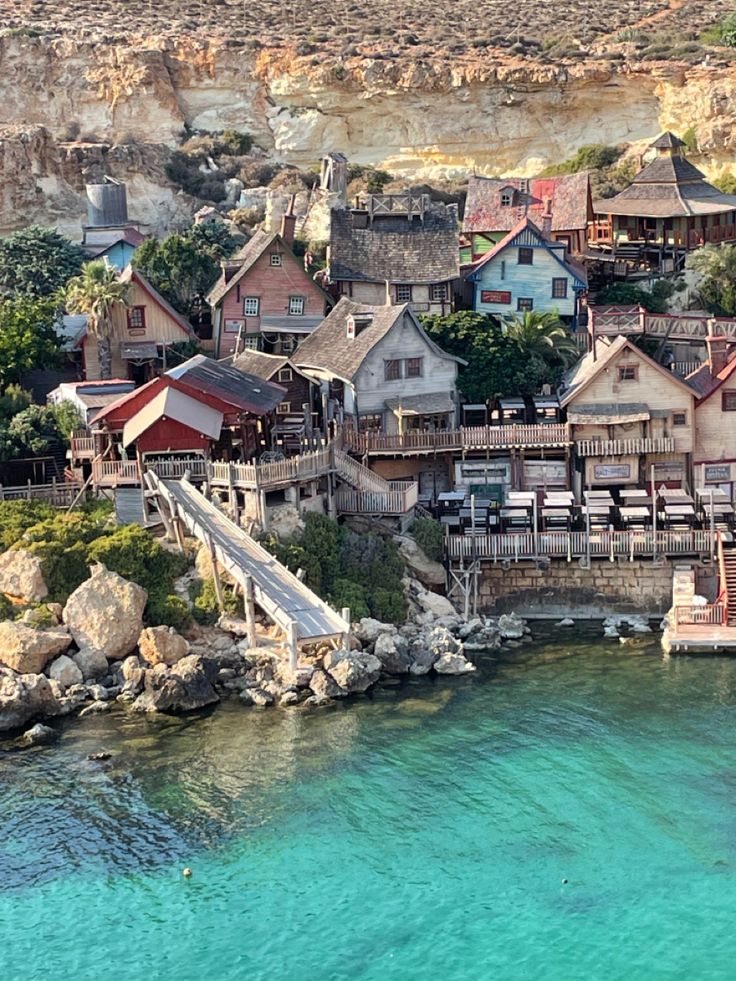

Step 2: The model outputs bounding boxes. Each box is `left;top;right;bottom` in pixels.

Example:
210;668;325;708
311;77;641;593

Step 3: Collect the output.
63;565;147;660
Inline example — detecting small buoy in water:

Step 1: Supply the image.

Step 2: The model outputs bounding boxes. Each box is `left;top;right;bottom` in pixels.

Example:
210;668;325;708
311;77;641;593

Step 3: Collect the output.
561;878;568;885
182;868;192;878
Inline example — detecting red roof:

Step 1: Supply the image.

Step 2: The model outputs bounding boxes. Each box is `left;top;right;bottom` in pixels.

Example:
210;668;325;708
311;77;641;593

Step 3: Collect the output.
688;351;736;402
463;172;592;235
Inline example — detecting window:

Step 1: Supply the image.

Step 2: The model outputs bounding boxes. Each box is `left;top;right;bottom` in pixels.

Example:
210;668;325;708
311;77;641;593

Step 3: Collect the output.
242;334;261;350
617;364;639;382
288;296;305;316
518;247;534;265
501;192;514;207
243;297;260;316
359;413;383;432
270;253;282;266
126;306;146;330
278;367;293;383
224;318;244;334
277;401;291;414
517;297;534;312
405;357;423;378
723;391;736;411
396;284;413;303
500;260;506;281
384;359;402;381
552;278;568;299
430;283;447;302
672;411;687;426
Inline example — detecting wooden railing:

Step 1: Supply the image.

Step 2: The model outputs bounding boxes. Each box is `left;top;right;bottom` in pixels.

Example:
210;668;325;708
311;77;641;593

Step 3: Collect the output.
336;481;418;515
91;460;141;485
446;529;715;562
145;457;208;480
577;437;677;457
0;480;80;507
343;423;571;456
333;448;392;493
70;429;95;459
674;603;726;626
209;447;332;491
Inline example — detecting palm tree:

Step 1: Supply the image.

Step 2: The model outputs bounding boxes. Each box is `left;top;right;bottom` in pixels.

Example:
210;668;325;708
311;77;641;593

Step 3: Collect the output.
65;260;130;379
503;311;578;423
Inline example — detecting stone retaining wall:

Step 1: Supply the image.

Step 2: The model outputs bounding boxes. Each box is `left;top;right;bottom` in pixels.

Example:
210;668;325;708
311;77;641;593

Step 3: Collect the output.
475;558;718;618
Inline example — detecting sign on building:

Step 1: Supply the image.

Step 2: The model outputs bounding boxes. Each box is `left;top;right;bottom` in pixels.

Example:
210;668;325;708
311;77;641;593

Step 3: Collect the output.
480;290;512;304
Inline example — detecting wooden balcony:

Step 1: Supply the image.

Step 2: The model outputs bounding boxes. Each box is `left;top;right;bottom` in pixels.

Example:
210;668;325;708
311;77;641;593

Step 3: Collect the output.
336;481;418;515
92;460;141;486
70;429;95;460
576;437;677;457
344;424;571;457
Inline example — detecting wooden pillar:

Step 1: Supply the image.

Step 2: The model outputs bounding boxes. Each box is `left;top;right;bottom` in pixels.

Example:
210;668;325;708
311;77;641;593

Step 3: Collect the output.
341;606;351;651
227;463;237;521
206;532;225;611
244;574;257;649
287;620;298;671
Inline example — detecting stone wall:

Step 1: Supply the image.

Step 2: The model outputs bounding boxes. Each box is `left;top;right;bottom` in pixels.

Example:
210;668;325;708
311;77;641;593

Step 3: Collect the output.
476;558;718;618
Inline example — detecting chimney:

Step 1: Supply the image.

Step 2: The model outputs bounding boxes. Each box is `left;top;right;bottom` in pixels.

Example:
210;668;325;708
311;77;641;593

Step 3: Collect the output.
280;194;296;248
706;333;729;377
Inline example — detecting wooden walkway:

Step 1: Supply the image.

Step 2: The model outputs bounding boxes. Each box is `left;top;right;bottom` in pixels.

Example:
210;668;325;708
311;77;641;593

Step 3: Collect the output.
146;473;349;665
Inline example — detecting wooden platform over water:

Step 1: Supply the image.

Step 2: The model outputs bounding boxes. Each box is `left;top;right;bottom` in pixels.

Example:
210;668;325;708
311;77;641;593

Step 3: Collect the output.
663;623;736;654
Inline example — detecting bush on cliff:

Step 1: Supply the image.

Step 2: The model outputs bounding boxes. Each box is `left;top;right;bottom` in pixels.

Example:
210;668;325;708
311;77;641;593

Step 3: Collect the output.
412;517;443;562
189;576;241;625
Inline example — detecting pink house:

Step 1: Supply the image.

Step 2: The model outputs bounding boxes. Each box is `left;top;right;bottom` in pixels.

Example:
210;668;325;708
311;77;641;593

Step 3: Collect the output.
207;214;331;358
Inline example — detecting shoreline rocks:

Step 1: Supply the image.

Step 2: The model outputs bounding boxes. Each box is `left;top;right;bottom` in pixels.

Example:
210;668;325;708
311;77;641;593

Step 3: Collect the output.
64;564;147;660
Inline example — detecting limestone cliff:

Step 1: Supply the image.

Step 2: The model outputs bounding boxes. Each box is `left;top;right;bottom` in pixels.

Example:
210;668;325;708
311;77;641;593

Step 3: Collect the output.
1;34;736;235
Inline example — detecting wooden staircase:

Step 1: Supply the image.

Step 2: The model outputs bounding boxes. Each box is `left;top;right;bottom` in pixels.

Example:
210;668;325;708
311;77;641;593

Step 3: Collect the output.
720;541;736;625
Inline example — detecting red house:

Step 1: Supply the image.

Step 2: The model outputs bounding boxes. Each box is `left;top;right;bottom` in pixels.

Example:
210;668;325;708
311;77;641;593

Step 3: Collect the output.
207;213;331;359
90;355;285;482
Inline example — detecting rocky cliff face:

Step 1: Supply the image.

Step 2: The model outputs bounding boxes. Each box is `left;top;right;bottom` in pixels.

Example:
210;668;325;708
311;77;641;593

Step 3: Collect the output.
1;34;736;236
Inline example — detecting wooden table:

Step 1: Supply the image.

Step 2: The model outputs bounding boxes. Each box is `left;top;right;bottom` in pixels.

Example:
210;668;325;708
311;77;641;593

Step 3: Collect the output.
545;491;575;502
583;505;611;529
585;491;614;502
501;508;532;531
697;488;730;503
542;507;571;530
661;490;693;504
621;489;650;501
663;504;696;526
620;506;650;527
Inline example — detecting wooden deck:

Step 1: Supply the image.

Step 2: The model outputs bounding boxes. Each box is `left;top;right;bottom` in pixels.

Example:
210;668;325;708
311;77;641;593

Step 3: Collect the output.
147;474;350;663
663;623;736;654
343;423;571;456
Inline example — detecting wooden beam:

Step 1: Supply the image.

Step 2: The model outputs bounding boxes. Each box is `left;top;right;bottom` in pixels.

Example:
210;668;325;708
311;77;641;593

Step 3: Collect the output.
244;573;257;649
287;620;298;671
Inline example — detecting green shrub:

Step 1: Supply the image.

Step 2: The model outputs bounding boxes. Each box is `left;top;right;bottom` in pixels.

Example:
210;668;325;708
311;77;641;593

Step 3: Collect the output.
0;594;14;620
190;576;240;625
412;517;443;562
302;512;341;593
370;586;407;624
147;594;192;631
216;129;254;156
0;500;56;550
330;578;370;620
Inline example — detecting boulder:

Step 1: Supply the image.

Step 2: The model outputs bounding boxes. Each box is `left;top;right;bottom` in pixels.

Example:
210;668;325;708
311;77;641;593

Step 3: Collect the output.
0;549;48;603
0;621;71;674
22;722;58;746
414;588;457;618
121;655;145;689
268;503;305;541
0;668;60;732
79;700;112;716
408;646;440;676
48;654;84;689
354;618;396;647
395;535;445;588
373;632;412;675
64;565;147;660
309;668;347;699
498;613;526;640
556;618;575;627
132;655;219;714
424;625;463;659
240;687;273;707
434;653;476;675
279;690;300;706
138;626;190;666
324;649;381;693
73;649;109;681
217;615;253;637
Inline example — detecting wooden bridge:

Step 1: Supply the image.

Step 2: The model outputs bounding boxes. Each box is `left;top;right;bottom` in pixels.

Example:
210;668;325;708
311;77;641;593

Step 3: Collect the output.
146;472;350;669
587;306;736;345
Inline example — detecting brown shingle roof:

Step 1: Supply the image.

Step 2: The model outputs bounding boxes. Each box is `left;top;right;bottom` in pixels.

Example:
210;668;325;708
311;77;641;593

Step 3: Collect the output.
329;203;459;285
463;172;591;235
231;349;289;381
206;230;276;306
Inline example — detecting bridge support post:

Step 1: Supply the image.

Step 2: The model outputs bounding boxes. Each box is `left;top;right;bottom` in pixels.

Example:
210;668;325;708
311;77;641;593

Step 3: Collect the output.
205;531;225;611
287;620;298;671
244;574;257;649
341;607;351;651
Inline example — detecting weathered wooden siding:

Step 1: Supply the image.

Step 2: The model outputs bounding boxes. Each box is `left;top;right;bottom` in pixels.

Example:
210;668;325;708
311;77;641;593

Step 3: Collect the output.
340;280;452;317
474;244;578;319
569;347;695;454
218;248;327;357
352;310;458;431
694;374;736;463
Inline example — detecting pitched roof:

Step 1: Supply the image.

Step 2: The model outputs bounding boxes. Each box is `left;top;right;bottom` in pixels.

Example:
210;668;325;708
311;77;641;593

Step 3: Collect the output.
328;203;459;285
206;230;277;306
560;334;696;407
231;349;290;381
463;172;591;235
119;266;194;338
293;298;463;382
468;217;588;287
594;149;736;219
167;354;285;415
651;131;686;150
687;351;736;402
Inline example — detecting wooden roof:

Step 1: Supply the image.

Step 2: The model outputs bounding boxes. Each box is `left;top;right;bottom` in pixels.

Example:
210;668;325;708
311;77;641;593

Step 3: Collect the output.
463;171;592;235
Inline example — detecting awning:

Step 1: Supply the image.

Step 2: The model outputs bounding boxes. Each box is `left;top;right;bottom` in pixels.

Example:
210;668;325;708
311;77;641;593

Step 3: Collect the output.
260;316;323;334
122;387;223;447
569;402;650;425
121;341;159;360
385;392;455;416
500;397;560;410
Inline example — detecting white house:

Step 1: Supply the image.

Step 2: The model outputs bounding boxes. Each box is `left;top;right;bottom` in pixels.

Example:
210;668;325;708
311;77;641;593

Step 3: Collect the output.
467;217;587;327
293;298;464;434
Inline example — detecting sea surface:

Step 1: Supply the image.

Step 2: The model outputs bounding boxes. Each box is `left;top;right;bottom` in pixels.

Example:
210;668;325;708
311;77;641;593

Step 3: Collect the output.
1;628;736;981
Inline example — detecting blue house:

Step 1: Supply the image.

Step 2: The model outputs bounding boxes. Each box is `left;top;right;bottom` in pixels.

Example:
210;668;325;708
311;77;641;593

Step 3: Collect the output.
84;228;147;272
467;217;587;328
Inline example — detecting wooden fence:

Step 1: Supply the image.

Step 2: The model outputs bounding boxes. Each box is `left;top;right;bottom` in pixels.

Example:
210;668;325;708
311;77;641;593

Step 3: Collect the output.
344;423;571;455
673;603;726;626
336;482;418;516
0;480;80;507
577;437;677;457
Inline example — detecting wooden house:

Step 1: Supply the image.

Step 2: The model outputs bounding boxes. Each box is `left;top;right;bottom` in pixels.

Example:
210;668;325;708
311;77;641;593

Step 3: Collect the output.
91;355;285;472
231;349;317;451
461;172;592;263
590;133;736;269
560;335;696;497
327;193;459;316
79;266;196;384
467;218;587;327
207;214;330;359
688;342;736;500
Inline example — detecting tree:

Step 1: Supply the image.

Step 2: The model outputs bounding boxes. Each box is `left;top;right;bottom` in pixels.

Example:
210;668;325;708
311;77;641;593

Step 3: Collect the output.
132;221;237;319
502;311;578;422
0;226;85;299
65;261;130;380
686;243;736;316
595;281;671;313
0;296;61;387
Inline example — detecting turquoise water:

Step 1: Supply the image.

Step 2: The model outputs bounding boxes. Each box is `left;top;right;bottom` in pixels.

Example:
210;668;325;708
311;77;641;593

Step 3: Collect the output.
2;631;736;980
